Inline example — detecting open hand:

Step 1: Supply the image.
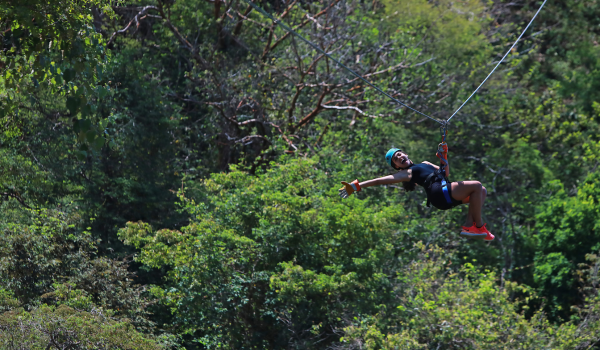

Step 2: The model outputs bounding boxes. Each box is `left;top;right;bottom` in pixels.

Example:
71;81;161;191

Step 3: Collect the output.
339;180;360;199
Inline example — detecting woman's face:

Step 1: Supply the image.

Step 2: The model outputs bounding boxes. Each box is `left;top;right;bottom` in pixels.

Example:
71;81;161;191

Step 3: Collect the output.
392;151;411;169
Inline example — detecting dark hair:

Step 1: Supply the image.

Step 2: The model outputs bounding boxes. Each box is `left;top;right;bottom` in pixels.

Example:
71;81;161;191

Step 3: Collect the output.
402;181;416;192
392;155;415;192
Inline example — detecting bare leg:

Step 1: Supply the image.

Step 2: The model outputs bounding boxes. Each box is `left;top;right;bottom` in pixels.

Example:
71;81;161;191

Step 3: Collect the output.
459;186;487;226
450;181;486;227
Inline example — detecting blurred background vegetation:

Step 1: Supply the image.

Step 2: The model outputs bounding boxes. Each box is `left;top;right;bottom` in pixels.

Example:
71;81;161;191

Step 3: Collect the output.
1;0;600;348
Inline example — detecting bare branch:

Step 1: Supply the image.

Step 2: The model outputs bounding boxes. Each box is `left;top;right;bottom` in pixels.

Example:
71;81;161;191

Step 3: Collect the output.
234;5;253;35
107;6;160;46
412;56;436;67
1;191;31;209
336;58;431;87
305;13;331;30
238;118;261;125
266;122;298;150
291;90;328;132
156;2;210;68
261;25;276;60
314;123;329;148
233;134;272;145
280;0;300;19
222;131;271;146
320;104;385;118
235;10;271;30
292;58;414;90
267;0;342;54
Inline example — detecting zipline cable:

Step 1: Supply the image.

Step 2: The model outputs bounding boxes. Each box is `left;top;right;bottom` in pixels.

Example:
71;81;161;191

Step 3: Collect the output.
241;0;444;125
446;0;548;123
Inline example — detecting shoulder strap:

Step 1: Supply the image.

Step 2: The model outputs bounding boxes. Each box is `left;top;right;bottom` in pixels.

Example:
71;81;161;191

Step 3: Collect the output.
423;172;436;189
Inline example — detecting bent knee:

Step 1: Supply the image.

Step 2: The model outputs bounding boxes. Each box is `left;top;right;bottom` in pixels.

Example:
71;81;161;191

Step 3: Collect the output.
482;186;487;196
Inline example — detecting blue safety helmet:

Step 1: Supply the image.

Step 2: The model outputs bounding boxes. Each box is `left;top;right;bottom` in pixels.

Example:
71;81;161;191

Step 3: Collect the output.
385;148;402;168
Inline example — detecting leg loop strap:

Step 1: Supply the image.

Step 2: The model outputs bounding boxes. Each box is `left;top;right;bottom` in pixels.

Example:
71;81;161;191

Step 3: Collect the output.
441;179;452;204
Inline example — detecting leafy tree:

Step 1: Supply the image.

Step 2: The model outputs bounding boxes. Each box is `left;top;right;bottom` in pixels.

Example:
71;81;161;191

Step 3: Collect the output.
0;207;156;331
2;0;600;346
534;170;600;319
340;245;600;349
1;0;113;146
119;157;479;348
516;0;600;114
0;0;116;211
0;304;164;349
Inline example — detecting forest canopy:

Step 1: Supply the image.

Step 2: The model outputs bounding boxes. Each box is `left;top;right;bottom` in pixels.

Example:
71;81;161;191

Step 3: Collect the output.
1;0;600;348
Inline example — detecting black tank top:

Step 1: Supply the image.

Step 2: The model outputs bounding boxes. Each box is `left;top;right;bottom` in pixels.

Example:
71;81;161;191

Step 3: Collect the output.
407;163;436;186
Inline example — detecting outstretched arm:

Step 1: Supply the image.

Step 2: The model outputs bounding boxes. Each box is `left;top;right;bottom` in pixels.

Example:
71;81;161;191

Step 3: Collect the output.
339;170;411;198
359;170;411;189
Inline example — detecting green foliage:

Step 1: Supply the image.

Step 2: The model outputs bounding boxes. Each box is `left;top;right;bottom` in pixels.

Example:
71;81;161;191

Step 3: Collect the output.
0;0;111;90
0;289;19;313
0;207;157;334
0;208;95;303
0;304;164;349
382;0;490;60
0;148;52;207
46;282;96;311
1;0;114;154
534;170;600;319
340;245;600;349
2;0;600;347
519;0;600;114
119;158;475;348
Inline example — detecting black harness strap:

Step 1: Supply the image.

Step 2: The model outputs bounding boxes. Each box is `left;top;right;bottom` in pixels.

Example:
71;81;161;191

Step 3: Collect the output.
423;165;449;208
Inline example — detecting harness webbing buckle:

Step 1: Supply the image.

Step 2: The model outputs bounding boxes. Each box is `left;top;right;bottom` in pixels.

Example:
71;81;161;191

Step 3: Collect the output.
440;122;448;142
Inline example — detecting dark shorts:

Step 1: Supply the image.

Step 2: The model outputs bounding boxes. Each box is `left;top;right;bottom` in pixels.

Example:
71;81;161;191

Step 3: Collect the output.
427;181;463;211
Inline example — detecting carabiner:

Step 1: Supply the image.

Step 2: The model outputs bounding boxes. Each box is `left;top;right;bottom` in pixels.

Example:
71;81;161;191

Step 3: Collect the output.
439;122;448;143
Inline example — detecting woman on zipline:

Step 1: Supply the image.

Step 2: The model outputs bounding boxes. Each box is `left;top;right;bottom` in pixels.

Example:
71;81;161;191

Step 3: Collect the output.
339;146;494;241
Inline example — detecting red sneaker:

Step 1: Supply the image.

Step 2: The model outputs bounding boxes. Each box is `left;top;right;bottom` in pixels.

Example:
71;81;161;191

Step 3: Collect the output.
460;224;487;239
477;223;495;241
